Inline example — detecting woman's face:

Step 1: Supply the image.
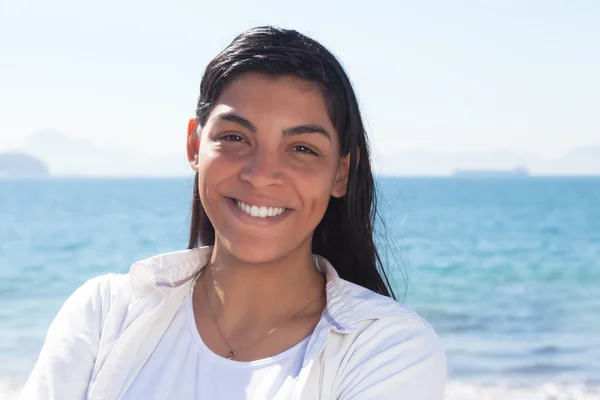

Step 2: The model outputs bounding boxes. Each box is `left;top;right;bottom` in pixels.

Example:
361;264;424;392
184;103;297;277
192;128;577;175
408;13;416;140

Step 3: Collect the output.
187;73;350;264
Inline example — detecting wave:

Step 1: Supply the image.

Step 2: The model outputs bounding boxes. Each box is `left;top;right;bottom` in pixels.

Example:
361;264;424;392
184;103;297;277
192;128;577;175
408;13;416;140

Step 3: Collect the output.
0;378;22;400
3;378;600;399
446;381;600;400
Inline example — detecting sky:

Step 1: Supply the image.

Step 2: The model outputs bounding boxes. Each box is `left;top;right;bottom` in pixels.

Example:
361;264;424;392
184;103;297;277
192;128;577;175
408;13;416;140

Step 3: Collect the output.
1;0;599;162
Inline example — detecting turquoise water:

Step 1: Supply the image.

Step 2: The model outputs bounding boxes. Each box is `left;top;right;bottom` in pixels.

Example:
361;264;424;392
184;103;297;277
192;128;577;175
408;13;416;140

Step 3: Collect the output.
1;177;599;399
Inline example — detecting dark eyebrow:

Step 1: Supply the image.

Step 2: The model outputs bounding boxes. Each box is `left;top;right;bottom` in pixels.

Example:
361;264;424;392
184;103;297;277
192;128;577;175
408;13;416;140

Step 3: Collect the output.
213;112;257;133
213;111;331;141
283;125;331;142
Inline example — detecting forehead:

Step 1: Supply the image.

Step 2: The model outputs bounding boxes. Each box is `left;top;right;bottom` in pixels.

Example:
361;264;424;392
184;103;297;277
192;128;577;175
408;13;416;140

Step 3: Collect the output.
209;73;333;128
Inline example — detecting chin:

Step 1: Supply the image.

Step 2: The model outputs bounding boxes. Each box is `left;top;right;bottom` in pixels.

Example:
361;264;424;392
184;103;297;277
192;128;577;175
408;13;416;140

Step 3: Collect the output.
219;232;309;265
228;242;287;264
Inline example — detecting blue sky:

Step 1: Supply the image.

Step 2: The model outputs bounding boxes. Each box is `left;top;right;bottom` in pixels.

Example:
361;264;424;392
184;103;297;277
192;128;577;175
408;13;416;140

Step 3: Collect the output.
1;0;598;161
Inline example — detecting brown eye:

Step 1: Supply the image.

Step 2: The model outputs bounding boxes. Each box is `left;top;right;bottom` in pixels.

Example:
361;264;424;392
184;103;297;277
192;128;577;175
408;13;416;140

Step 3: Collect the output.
290;145;317;155
220;134;248;143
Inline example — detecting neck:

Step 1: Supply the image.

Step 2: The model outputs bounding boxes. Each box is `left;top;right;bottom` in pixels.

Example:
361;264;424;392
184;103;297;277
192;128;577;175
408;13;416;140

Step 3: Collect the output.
202;238;326;330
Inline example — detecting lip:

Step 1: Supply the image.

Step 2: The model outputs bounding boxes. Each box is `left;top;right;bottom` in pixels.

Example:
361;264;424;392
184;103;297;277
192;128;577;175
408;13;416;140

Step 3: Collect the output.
225;197;291;226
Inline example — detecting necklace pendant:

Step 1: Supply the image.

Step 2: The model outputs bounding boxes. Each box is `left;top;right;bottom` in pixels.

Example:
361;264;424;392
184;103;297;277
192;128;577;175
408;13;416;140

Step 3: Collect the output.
227;351;235;360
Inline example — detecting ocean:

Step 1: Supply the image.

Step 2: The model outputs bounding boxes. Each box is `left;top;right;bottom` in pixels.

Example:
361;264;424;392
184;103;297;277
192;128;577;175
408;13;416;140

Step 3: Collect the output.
1;177;599;399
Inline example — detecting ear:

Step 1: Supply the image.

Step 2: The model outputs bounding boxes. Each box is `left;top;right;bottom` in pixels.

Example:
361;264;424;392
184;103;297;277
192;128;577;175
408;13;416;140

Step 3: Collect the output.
331;148;359;198
186;118;201;171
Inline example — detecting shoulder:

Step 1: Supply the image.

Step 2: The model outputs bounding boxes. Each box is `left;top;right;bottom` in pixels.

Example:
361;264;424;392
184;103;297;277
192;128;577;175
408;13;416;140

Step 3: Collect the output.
351;312;446;368
335;318;446;399
348;281;444;363
340;278;434;329
61;273;131;323
77;272;130;294
331;277;446;371
71;273;130;304
332;280;447;399
21;273;132;399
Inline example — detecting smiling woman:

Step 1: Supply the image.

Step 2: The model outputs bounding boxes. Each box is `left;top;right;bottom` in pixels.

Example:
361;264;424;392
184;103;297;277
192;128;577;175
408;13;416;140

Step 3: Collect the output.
21;26;446;399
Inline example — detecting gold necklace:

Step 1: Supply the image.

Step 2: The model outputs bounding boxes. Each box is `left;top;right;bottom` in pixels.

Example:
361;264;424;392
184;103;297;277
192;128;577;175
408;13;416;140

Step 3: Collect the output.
193;266;323;360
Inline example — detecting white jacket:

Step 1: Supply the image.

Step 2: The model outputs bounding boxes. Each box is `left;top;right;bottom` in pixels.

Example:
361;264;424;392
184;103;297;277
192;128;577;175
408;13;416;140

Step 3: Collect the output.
22;247;446;399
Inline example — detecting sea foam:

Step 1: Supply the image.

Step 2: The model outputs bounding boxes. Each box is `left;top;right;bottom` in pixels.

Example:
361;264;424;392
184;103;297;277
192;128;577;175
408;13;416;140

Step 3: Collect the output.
446;381;600;400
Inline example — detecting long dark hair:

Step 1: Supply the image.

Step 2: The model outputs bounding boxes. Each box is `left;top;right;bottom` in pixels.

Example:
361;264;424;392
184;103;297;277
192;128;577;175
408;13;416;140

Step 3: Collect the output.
188;26;397;299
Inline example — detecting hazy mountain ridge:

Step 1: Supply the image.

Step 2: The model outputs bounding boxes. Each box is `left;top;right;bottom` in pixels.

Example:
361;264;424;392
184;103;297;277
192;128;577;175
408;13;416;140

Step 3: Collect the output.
375;146;600;176
0;152;50;178
16;130;192;177
10;130;600;176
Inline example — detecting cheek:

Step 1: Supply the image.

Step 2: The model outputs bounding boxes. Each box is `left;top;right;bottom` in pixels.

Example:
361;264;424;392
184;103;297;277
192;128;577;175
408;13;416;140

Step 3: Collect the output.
195;154;234;217
291;164;337;213
197;147;238;185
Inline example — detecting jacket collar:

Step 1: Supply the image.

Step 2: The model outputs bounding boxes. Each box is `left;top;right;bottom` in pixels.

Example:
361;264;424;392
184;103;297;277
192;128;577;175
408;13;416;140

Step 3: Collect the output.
128;246;408;335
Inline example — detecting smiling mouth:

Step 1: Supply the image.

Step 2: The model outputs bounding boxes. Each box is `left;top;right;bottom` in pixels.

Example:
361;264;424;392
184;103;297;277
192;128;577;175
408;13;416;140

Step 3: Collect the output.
233;199;287;218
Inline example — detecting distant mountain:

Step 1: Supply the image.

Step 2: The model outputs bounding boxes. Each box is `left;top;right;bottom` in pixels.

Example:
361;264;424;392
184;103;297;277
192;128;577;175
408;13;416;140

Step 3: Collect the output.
557;145;600;174
375;146;600;176
373;149;535;176
17;130;192;177
0;152;50;178
12;130;600;176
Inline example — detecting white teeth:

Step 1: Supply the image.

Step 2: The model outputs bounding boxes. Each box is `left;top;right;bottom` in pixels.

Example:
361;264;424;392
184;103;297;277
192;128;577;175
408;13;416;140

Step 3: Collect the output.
235;200;286;218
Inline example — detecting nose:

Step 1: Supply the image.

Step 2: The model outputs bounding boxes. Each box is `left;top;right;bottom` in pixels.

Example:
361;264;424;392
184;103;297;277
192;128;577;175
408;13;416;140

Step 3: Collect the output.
239;147;284;188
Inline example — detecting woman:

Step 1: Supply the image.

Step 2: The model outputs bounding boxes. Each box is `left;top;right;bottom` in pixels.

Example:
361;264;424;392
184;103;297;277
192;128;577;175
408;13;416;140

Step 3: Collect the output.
22;26;446;399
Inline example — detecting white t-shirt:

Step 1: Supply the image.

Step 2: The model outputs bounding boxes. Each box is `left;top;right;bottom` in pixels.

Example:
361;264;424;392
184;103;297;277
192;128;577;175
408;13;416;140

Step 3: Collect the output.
122;295;311;399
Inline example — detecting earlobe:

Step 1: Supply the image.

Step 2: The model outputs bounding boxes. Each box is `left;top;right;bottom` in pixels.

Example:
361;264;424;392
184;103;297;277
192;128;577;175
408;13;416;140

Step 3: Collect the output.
331;181;347;198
